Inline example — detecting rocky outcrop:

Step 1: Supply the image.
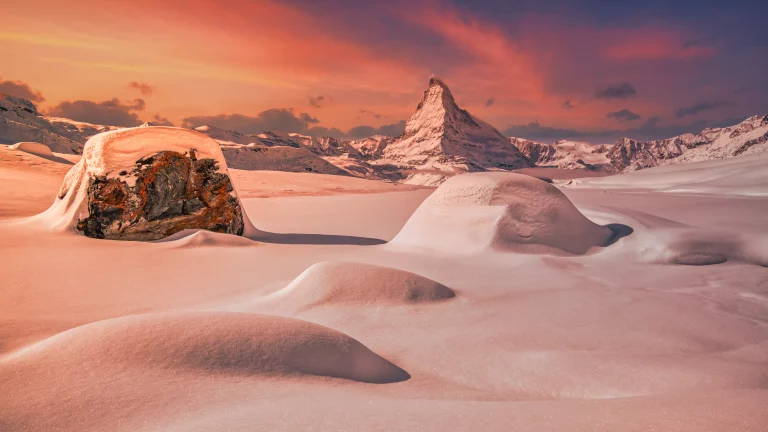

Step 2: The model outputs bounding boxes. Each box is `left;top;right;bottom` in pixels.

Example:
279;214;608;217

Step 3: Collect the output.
604;115;768;171
220;144;351;176
512;138;557;165
43;127;245;240
513;138;612;171
76;149;243;240
607;137;685;171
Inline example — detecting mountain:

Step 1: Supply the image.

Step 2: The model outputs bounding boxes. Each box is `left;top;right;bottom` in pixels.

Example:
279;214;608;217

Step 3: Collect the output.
513;138;612;171
607;114;768;171
367;77;533;183
0;93;117;153
5;82;766;182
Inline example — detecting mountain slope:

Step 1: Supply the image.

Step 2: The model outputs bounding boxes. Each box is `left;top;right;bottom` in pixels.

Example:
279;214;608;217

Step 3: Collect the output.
513;138;612;171
606;115;768;171
0;94;117;153
372;77;533;181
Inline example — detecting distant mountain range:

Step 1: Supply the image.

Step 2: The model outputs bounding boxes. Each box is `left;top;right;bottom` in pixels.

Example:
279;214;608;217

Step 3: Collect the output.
2;78;766;183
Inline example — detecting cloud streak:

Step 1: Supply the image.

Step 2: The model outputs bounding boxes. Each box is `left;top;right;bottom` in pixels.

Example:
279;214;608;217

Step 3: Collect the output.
594;82;637;100
606;109;641;122
128;81;155;96
676;100;734;118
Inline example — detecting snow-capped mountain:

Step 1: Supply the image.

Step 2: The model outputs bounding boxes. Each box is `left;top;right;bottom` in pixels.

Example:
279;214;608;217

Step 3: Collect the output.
0;94;116;153
368;77;532;183
607;114;768;171
5;82;766;183
513;138;612;171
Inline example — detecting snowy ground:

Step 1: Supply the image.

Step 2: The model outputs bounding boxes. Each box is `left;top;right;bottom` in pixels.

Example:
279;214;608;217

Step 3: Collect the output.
1;146;767;431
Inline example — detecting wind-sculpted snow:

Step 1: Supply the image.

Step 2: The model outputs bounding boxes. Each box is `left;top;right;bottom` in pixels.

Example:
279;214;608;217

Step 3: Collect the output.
264;261;455;310
392;172;616;255
1;312;410;384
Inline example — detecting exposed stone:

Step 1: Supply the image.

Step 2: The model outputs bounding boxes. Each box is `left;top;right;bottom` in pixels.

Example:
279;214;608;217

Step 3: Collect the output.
76;149;243;240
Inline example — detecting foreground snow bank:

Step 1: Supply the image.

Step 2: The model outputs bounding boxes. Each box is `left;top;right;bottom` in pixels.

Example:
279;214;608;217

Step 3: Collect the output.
2;312;410;384
392;172;616;255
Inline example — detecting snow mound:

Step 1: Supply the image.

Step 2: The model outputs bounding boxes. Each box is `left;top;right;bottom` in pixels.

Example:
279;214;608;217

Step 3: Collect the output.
35;127;246;238
637;229;768;267
271;261;455;308
156;229;255;248
3;312;409;384
392;172;616;255
9;141;54;157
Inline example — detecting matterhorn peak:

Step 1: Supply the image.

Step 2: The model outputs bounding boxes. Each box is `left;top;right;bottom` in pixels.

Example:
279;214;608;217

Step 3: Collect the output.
408;77;480;137
377;77;533;183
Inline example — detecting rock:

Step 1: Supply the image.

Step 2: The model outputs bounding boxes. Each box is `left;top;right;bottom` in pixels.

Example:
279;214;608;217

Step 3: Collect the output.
42;127;245;240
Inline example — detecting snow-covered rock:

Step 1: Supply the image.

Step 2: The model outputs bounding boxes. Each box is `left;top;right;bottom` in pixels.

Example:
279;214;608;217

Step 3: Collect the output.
606;114;768;171
391;172;616;255
371;77;533;181
0;94;99;153
193;125;261;146
513;138;612;171
220;144;351;176
39;127;245;240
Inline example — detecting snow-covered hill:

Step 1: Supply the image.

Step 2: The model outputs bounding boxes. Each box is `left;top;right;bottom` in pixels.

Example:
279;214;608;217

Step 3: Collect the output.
219;144;350;176
0;94;116;153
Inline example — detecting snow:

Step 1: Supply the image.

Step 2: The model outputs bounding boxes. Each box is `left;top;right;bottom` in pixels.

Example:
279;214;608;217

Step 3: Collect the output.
264;261;455;309
566;151;768;196
9;141;53;157
4;312;409;384
221;144;350;175
372;77;532;177
513;138;611;169
1;150;768;431
392;172;615;255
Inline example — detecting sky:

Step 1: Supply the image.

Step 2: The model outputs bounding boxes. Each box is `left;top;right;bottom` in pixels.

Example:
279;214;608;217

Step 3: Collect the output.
1;0;766;143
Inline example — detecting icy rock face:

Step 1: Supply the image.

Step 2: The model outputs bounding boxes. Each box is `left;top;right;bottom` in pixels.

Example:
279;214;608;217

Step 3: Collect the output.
379;77;533;176
605;114;768;171
0;94;88;153
513;138;612;171
607;137;686;171
392;172;615;255
50;127;244;240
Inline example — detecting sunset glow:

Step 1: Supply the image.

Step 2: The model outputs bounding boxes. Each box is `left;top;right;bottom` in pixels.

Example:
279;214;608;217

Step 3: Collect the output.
1;0;765;141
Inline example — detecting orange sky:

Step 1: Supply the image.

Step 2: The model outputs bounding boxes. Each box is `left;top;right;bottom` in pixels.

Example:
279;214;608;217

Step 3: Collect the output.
1;0;764;141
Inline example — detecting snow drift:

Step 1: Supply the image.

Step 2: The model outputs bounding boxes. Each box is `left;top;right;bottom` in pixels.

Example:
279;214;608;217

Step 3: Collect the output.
392;172;616;255
2;312;410;384
9;141;54;157
269;261;455;308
